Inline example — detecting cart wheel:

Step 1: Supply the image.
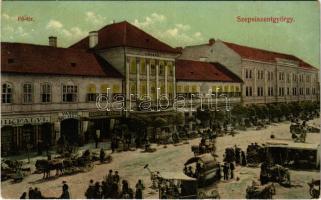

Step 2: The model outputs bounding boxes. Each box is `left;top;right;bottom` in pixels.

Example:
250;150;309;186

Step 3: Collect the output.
198;191;206;199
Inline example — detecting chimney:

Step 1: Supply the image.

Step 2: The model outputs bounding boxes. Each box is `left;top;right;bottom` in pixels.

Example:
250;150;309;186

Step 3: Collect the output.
89;31;98;48
49;36;57;47
209;38;215;45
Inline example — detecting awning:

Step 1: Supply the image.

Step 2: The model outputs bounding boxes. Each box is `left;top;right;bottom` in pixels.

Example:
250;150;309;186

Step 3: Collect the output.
159;171;196;181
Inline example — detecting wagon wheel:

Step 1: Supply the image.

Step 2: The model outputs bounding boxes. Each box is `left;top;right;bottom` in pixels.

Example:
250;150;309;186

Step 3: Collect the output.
310;187;320;198
198;191;206;199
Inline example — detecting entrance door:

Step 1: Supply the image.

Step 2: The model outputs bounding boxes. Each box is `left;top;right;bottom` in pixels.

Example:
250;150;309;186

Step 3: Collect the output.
41;123;53;145
1;126;13;156
60;119;79;145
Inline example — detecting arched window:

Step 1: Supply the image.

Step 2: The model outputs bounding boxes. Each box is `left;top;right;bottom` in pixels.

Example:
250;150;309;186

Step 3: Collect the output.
23;83;33;103
40;83;51;103
2;83;13;103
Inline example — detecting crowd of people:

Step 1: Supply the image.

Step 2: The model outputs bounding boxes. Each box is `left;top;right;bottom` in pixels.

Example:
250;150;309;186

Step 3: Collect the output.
84;169;145;199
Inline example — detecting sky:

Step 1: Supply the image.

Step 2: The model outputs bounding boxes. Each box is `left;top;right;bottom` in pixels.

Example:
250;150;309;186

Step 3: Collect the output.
1;1;320;68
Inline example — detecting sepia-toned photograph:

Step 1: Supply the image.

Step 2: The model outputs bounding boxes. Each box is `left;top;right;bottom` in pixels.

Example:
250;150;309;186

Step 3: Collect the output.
1;1;320;199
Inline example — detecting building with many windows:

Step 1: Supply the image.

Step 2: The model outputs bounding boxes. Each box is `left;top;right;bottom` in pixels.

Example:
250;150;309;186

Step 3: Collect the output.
1;42;123;155
179;39;320;105
175;59;243;130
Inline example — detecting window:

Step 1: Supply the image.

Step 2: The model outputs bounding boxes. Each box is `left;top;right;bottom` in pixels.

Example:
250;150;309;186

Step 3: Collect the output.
246;86;252;96
62;85;78;102
306;88;310;95
245;69;248;79
87;84;97;102
140;81;147;95
40;83;51;103
2;83;12;103
287;74;290;83
287;88;290;96
140;59;146;75
177;85;182;93
23;83;33;103
112;84;120;94
167;62;173;76
249;70;252;79
130;82;137;95
150;60;156;76
159;63;165;76
271;72;273;80
130;57;137;74
257;87;263;96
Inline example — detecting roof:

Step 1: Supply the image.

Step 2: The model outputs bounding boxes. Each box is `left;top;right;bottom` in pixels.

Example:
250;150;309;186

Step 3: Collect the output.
184;153;217;166
1;42;123;78
265;140;320;150
159;171;196;181
175;59;243;82
70;21;180;54
222;41;318;71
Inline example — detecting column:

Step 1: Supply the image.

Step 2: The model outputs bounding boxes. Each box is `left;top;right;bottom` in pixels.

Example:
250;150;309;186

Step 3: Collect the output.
126;57;130;99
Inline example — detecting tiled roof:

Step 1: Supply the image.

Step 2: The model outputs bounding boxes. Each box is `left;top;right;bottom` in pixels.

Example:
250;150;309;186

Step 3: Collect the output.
222;41;318;71
1;42;123;78
175;59;242;82
70;21;180;54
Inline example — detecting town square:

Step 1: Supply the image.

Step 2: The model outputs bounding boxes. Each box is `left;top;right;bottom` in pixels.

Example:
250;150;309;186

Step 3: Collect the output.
1;1;320;199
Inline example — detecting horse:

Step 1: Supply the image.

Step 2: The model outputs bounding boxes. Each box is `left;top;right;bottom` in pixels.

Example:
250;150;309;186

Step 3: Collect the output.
35;159;64;179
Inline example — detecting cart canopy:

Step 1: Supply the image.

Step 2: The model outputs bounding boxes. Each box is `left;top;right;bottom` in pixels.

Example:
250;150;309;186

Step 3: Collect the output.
159;171;197;181
184;153;218;170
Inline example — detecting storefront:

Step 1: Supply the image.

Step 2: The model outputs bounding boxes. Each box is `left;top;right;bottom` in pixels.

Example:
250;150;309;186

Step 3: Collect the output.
1;115;54;156
87;111;122;142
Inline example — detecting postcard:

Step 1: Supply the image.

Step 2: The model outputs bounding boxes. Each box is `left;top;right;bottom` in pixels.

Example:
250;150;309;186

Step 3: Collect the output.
1;1;320;199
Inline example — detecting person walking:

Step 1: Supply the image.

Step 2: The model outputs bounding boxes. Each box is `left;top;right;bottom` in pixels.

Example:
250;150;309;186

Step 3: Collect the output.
113;171;120;184
100;148;105;163
230;162;235;179
20;192;27;199
135;179;145;199
85;180;95;199
106;170;113;185
60;182;70;199
223;163;229;180
241;151;247;166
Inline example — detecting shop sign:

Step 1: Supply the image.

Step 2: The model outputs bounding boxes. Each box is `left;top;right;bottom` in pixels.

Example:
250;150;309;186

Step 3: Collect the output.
1;116;51;126
89;111;121;118
58;111;80;120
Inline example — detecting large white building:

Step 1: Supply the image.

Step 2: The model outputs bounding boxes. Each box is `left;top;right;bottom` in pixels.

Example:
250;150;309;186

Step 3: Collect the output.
179;39;320;104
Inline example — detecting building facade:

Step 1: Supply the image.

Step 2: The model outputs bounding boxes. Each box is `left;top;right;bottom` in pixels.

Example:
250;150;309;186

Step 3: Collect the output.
179;39;320;105
1;42;123;155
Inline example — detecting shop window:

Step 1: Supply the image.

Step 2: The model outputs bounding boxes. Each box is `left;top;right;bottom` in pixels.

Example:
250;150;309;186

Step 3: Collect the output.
23;83;33;104
62;85;78;102
2;83;13;103
40;83;51;103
